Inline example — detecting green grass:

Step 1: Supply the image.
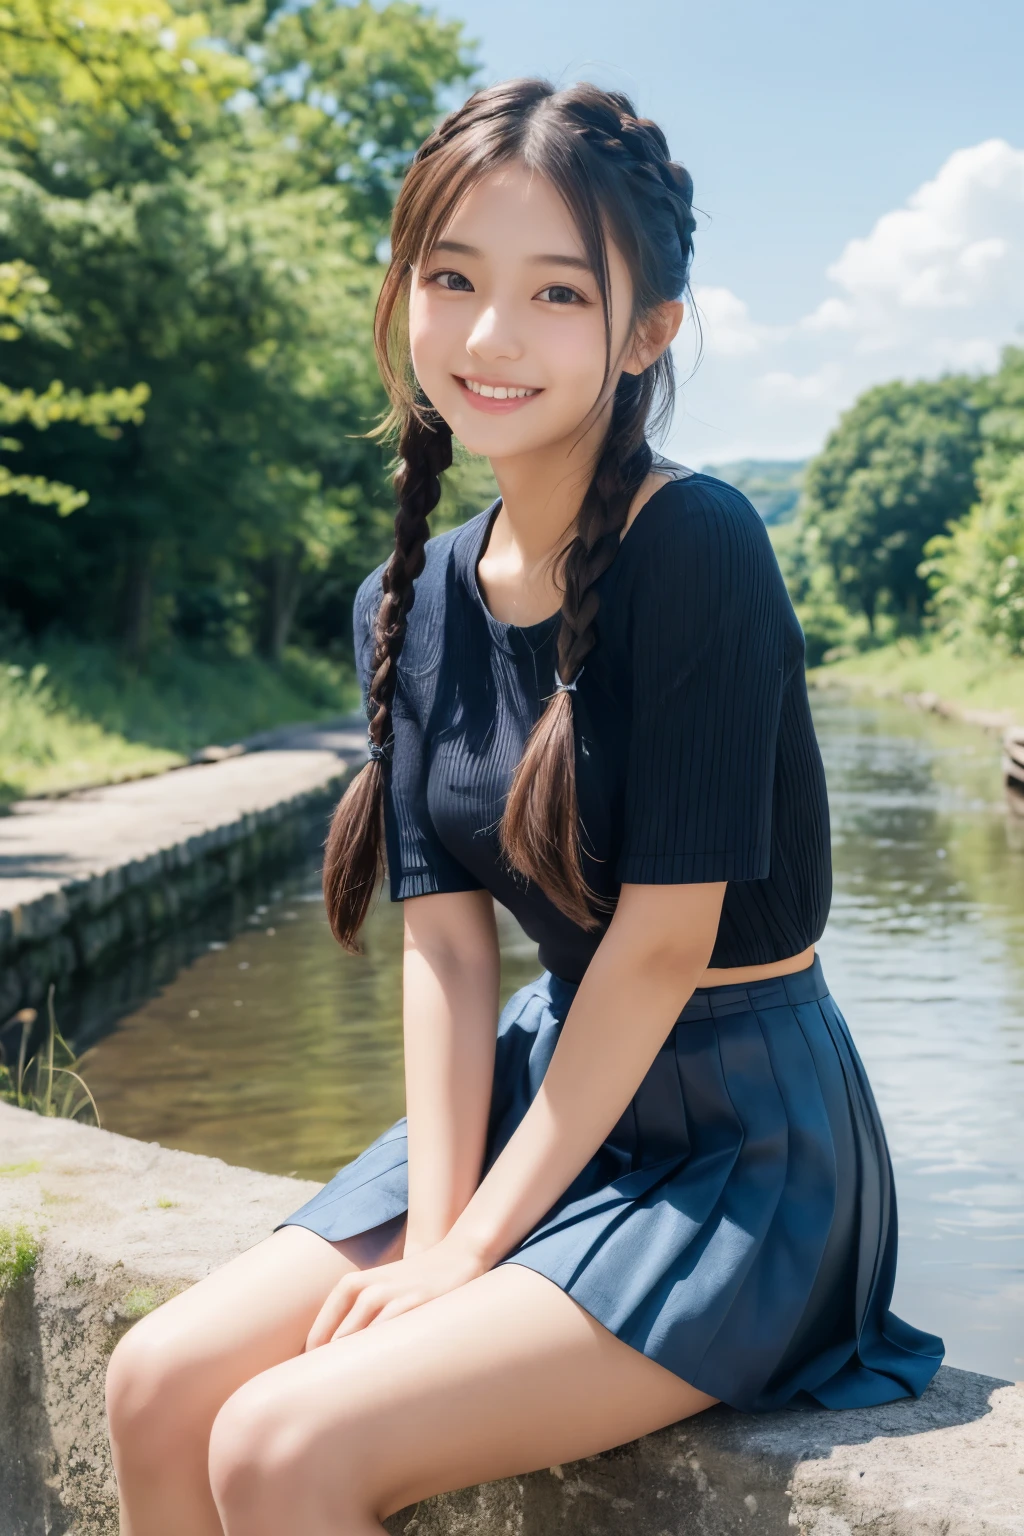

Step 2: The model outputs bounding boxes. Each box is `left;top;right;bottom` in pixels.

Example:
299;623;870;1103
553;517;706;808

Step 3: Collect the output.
0;1224;39;1297
811;636;1024;724
0;637;359;808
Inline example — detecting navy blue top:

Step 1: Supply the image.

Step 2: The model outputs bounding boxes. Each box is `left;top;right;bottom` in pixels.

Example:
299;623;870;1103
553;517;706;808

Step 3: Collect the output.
353;465;832;982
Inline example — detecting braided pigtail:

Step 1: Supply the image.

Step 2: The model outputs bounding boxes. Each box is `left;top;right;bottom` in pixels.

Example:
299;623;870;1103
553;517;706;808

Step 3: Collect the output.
323;409;453;952
331;76;693;942
499;379;653;929
497;85;696;929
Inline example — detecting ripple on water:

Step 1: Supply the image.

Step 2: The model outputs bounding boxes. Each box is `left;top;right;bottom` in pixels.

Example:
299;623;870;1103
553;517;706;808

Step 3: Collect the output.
67;693;1024;1380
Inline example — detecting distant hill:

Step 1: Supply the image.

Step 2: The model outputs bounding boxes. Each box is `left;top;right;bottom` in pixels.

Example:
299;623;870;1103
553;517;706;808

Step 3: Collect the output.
700;459;808;525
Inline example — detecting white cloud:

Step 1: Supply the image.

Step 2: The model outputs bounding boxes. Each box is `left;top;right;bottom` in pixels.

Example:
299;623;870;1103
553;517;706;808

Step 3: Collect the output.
670;139;1024;464
826;140;1024;319
690;285;778;357
756;365;844;403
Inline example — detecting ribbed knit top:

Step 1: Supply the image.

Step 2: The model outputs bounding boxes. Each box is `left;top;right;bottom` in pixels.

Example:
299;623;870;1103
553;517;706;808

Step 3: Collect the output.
353;463;832;982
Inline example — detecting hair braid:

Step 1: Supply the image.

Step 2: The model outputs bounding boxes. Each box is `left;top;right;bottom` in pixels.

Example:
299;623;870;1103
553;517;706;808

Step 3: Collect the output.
499;378;654;929
323;410;452;952
499;90;696;930
327;77;696;949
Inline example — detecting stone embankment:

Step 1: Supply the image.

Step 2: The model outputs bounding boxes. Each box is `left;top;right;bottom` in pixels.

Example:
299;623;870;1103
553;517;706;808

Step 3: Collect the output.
0;718;367;1019
1;1104;1021;1536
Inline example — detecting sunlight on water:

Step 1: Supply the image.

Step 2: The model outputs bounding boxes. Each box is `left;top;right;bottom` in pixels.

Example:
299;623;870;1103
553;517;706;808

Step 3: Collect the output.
812;695;1024;1382
71;694;1024;1381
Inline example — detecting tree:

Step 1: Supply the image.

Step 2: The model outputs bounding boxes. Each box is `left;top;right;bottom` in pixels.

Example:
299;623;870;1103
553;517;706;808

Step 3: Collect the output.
0;0;475;661
800;378;982;634
920;349;1024;656
0;258;148;515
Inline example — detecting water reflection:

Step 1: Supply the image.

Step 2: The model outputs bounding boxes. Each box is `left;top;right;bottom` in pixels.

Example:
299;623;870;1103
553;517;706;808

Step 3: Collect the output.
71;694;1023;1381
73;866;542;1185
813;695;1023;1383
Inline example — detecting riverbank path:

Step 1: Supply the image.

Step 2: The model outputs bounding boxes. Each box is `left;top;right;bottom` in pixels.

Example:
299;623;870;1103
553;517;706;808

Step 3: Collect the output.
0;718;369;1013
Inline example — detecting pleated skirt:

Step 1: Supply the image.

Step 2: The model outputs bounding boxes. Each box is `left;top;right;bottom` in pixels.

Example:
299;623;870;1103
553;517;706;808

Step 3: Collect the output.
275;955;944;1413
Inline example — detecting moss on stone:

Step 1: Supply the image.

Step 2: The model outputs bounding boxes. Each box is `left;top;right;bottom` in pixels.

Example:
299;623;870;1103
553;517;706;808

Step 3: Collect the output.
0;1159;42;1176
0;1223;39;1296
120;1286;159;1319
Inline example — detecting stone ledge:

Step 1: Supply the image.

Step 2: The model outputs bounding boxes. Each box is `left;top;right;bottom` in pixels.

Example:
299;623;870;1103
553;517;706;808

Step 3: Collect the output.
1;1104;1021;1536
0;725;366;1015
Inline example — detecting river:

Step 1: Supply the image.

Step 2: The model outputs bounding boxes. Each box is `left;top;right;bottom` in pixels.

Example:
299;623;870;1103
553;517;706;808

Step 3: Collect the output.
68;693;1024;1382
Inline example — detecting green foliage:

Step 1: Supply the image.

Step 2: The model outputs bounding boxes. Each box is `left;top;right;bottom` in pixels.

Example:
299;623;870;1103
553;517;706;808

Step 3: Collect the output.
768;518;864;667
0;0;250;190
921;350;1024;657
0;984;101;1124
0;630;357;804
0;259;149;515
243;0;474;235
808;634;1024;724
0;1222;38;1296
800;377;982;634
0;0;476;668
703;458;807;525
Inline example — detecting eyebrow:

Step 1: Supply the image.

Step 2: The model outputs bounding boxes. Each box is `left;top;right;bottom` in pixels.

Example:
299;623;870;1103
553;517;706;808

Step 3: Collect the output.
432;239;592;272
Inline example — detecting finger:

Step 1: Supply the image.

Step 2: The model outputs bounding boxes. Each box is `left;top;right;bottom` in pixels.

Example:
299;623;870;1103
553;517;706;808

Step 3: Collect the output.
306;1276;364;1350
369;1295;422;1327
331;1288;387;1340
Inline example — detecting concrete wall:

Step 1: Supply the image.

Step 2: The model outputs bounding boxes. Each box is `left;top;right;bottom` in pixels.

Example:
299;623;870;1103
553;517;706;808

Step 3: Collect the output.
1;1105;1021;1535
0;732;363;1018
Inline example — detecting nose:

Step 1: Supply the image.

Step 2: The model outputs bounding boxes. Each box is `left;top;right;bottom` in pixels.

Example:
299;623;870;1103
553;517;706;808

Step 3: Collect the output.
465;302;524;364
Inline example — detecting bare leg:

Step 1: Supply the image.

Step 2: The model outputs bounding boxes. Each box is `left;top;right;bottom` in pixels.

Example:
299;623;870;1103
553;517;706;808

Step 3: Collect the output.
208;1262;718;1535
106;1217;405;1536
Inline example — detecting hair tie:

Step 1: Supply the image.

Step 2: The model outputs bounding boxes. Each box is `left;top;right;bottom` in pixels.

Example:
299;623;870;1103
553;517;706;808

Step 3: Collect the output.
367;735;391;762
554;666;583;694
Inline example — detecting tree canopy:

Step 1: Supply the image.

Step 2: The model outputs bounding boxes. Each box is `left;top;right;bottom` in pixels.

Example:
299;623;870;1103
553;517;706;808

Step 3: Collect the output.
774;352;1024;664
799;378;982;634
921;349;1024;658
0;0;475;661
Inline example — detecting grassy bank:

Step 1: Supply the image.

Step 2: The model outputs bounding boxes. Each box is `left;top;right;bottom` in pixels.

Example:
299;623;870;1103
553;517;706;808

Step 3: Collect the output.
0;639;358;808
809;637;1024;727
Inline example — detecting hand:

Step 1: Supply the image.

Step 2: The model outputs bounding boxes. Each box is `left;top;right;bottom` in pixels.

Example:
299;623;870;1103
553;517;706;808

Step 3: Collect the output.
304;1240;487;1349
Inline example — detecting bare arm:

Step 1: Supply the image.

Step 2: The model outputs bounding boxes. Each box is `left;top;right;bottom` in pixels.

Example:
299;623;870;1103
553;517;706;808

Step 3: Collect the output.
444;880;726;1266
400;888;501;1256
307;880;726;1345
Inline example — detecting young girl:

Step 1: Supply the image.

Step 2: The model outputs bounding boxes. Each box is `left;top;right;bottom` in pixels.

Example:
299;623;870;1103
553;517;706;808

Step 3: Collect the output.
106;79;943;1535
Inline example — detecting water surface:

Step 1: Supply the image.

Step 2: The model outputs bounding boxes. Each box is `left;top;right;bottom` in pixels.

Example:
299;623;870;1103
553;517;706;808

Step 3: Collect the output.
72;694;1024;1381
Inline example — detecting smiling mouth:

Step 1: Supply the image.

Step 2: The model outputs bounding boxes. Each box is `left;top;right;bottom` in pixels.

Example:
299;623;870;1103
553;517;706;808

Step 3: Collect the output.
458;377;540;400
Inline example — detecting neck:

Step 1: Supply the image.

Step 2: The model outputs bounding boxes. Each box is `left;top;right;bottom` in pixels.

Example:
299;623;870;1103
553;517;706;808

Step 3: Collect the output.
486;403;611;570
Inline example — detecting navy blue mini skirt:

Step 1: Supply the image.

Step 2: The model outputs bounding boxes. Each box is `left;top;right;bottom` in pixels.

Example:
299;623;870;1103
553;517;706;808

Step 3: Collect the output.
276;956;944;1413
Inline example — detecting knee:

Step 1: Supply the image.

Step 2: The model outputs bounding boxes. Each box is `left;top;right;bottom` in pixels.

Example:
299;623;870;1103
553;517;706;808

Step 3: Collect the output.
209;1376;375;1529
105;1313;209;1466
208;1379;314;1525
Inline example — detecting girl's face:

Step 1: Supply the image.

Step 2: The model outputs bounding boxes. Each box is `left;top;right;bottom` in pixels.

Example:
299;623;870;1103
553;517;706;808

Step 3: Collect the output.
408;163;644;463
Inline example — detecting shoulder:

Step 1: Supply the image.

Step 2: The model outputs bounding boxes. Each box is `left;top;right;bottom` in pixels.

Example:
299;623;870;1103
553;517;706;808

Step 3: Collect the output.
352;515;480;639
616;471;786;608
625;471;774;566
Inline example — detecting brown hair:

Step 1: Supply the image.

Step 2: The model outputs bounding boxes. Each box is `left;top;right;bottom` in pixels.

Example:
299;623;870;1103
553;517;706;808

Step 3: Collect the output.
324;78;696;951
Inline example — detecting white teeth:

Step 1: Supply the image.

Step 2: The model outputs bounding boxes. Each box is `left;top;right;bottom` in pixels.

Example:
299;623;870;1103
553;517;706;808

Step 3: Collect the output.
463;379;537;399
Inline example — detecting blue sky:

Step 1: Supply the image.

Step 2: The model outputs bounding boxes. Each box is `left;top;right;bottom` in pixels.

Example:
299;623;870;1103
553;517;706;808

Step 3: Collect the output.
433;0;1024;461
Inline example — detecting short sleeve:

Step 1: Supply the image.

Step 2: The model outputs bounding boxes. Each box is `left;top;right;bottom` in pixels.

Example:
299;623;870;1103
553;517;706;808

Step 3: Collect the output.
614;485;790;886
353;569;485;901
